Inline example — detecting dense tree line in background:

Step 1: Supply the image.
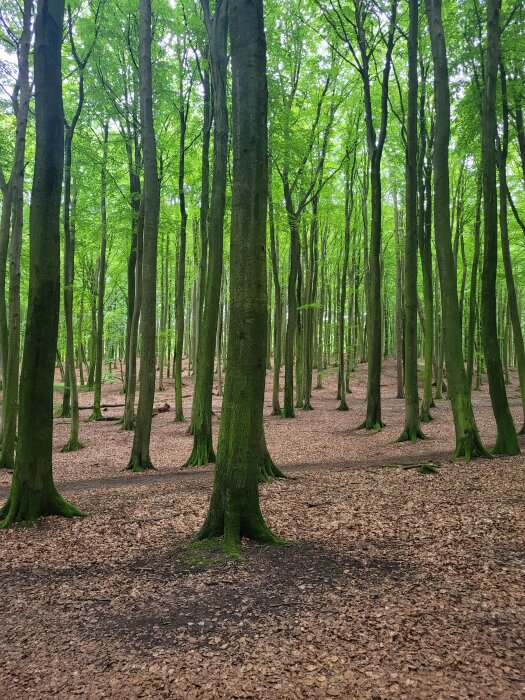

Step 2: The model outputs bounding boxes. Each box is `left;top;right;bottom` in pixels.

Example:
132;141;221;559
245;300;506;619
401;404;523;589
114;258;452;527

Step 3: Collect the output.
0;0;524;545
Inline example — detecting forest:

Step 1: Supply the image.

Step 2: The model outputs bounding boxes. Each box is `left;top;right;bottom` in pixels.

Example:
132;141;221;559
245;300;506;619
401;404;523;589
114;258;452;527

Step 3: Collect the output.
0;0;524;697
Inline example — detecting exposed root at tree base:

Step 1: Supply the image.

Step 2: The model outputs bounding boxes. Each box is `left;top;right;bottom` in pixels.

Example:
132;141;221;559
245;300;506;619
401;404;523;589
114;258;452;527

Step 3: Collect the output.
182;444;216;469
0;491;86;528
357;420;386;431
61;439;85;453
453;430;491;461
397;426;426;443
125;456;156;473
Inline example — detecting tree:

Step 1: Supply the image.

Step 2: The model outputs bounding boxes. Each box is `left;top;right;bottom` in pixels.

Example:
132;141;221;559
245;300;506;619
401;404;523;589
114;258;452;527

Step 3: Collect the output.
424;0;488;459
398;0;424;442
185;0;229;466
480;0;519;455
0;0;33;470
196;0;284;553
126;0;160;472
0;0;84;526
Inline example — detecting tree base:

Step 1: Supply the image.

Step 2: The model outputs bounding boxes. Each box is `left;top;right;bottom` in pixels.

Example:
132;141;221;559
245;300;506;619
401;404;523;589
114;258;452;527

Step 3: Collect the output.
420;408;433;423
174;411;185;423
492;434;520;456
397;426;426;443
183;441;216;468
125;455;156;473
453;429;491;461
196;497;289;557
0;487;86;528
282;406;295;418
337;401;349;412
259;453;287;484
270;406;282;417
357;419;386;431
518;424;525;436
186;423;195;436
89;409;105;421
61;438;85;453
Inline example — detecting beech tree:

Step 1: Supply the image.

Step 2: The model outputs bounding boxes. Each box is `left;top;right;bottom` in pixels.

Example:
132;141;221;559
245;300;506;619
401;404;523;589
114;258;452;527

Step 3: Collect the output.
0;0;84;526
196;0;284;552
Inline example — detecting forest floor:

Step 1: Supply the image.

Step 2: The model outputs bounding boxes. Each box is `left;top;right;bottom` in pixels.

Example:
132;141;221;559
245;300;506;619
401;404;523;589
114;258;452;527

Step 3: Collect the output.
0;360;524;699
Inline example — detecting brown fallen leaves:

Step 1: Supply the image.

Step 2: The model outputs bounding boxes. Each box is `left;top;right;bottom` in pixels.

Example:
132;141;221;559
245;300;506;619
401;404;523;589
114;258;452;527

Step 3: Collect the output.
0;360;524;698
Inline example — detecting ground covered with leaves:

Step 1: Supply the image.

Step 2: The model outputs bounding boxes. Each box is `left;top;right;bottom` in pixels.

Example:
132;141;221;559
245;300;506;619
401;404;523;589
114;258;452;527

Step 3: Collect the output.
0;362;524;698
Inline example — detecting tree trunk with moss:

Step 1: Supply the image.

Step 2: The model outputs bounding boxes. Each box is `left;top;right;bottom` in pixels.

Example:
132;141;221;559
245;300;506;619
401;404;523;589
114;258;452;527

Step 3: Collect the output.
184;0;228;466
90;122;109;422
196;0;284;553
424;0;487;459
498;64;525;434
126;0;160;471
398;0;424;443
0;0;84;526
0;0;33;469
480;1;519;456
418;79;435;422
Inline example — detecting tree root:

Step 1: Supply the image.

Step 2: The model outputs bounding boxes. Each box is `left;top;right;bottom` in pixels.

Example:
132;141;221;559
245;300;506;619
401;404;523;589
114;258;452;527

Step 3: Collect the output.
0;488;86;528
357;419;386;431
453;429;491;461
183;441;216;468
125;455;156;473
61;438;85;453
420;408;433;423
259;452;287;484
397;426;426;443
89;409;104;421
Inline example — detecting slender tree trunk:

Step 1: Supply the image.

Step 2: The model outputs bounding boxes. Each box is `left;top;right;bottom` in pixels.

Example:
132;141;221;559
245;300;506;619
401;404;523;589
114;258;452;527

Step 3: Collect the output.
184;0;228;465
398;0;423;442
480;0;518;455
0;0;33;468
90;123;109;422
424;0;488;459
126;0;160;471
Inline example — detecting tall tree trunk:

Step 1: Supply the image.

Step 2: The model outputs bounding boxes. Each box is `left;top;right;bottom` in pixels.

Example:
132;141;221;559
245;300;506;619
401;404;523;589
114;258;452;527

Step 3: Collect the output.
0;0;84;526
466;174;482;390
498;63;525;434
0;0;33;469
184;0;228;465
90;123;109;422
424;0;487;459
126;0;160;471
398;0;424;442
196;0;284;553
394;188;404;400
480;0;518;455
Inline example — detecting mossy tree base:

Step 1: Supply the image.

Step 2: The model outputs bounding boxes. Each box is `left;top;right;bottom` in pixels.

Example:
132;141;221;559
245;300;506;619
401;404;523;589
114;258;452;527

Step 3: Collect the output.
420;408;433;423
89;408;105;421
174;411;185;423
282;406;295;419
259;452;287;484
357;419;386;431
126;455;156;473
453;429;491;461
196;488;289;556
337;400;349;412
397;426;426;443
492;434;520;456
0;484;86;529
61;438;85;453
270;406;282;417
183;438;216;468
